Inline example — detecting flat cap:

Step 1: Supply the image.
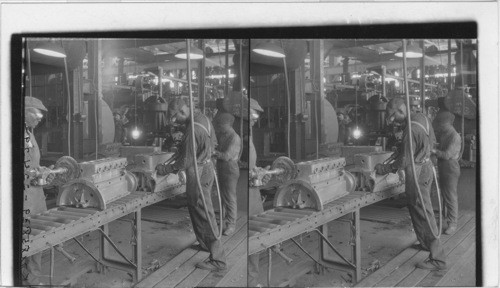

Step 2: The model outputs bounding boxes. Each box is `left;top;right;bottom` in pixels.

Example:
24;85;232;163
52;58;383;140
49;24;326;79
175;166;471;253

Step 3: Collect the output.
25;96;47;111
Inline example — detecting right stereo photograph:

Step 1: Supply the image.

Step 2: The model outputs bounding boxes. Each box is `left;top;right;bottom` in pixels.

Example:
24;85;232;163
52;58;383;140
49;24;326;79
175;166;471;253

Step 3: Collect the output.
247;38;478;287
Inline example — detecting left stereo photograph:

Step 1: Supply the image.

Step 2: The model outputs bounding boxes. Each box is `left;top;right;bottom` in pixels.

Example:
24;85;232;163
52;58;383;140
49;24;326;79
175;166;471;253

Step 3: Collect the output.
15;37;250;287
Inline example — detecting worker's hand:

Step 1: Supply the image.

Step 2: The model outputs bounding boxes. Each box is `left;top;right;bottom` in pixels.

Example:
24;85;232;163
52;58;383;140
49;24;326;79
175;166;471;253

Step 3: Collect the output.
213;150;222;159
45;165;55;185
156;164;174;176
261;166;272;185
375;163;392;175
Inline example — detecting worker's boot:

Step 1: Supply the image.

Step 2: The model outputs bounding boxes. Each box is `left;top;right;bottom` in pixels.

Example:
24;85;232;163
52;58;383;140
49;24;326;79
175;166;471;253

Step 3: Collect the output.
416;258;447;271
443;223;457;235
223;225;235;236
195;259;227;272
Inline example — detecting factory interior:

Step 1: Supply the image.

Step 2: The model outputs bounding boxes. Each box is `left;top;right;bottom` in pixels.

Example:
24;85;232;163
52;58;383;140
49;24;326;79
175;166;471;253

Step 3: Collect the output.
20;38;477;287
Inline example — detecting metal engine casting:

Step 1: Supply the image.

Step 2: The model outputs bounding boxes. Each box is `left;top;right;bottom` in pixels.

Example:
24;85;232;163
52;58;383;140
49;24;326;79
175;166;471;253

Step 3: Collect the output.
271;157;356;211
350;151;404;192
127;152;184;192
57;157;138;210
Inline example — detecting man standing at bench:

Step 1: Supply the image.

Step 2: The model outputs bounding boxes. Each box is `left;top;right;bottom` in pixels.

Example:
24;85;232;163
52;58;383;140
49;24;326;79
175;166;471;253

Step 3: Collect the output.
432;110;461;235
375;98;447;271
156;98;226;271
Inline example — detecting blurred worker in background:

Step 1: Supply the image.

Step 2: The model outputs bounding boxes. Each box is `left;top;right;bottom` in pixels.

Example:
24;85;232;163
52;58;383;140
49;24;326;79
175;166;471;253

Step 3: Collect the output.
213;112;241;236
247;98;267;287
156;98;226;271
23;96;55;285
375;98;447;271
432;111;461;235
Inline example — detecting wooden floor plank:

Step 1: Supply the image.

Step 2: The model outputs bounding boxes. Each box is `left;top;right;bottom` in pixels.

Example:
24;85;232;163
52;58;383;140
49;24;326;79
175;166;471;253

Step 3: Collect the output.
436;245;476;286
148;217;246;288
137;216;245;288
198;237;247;287
176;224;247;288
414;230;476;287
216;256;247;287
152;249;209;288
134;248;199;288
374;214;475;287
355;214;469;287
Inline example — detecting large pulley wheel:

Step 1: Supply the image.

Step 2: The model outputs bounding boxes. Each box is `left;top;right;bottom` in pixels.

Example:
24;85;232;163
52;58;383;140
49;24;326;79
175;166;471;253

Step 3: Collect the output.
271;156;297;185
51;156;80;186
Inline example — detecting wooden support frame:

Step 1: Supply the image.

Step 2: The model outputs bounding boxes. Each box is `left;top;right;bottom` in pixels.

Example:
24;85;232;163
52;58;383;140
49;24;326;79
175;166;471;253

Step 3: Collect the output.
99;210;142;283
319;210;362;283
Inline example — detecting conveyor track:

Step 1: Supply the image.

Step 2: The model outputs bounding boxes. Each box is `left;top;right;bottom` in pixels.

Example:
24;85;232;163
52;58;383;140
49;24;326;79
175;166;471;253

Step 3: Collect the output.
249;185;404;255
23;185;185;258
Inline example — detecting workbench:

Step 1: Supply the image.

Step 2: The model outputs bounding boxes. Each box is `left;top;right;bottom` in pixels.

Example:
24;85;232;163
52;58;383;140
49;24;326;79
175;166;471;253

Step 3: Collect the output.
248;184;405;285
23;185;185;284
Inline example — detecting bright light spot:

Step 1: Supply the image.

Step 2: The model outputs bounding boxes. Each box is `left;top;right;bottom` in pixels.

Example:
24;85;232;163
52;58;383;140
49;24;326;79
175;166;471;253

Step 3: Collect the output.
170;81;174;88
131;128;141;140
353;127;362;139
395;71;400;77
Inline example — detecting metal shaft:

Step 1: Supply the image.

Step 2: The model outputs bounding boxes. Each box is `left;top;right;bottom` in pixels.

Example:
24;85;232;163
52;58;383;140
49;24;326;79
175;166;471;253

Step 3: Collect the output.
55;244;76;263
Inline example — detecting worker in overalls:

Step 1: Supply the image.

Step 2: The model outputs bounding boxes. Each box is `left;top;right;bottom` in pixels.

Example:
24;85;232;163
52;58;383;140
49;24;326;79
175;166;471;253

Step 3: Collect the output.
247;98;267;287
156;98;226;271
213;112;241;236
23;96;55;285
432;111;461;235
375;98;447;271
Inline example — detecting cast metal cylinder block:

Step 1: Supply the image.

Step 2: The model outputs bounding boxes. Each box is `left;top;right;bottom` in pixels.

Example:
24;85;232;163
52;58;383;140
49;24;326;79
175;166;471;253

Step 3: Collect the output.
56;157;137;210
273;157;351;211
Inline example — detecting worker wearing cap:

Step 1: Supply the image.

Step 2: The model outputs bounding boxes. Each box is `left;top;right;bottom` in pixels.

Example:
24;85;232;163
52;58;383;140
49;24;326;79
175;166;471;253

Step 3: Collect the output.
432;111;461;235
156;98;226;271
213;112;241;236
23;96;55;285
247;97;266;287
375;98;447;271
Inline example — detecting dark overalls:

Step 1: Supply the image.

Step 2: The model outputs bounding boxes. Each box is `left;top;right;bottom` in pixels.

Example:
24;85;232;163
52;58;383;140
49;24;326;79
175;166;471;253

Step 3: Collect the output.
433;122;461;227
171;112;226;268
23;129;47;284
215;126;241;230
394;113;447;267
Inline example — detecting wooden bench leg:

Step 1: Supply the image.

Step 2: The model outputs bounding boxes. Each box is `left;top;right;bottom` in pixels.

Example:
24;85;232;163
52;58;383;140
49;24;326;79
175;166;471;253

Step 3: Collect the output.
351;210;361;283
134;209;142;282
318;210;362;284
